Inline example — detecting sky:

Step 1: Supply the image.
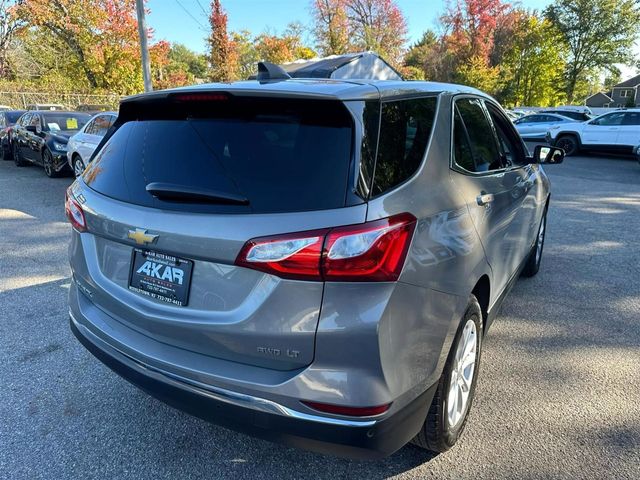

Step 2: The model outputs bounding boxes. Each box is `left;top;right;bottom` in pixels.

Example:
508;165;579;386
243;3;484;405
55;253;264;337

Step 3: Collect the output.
147;0;637;78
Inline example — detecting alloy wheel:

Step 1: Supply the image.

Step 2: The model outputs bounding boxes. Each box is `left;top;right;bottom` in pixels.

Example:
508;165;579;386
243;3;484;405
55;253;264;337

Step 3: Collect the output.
73;157;85;177
43;151;53;176
447;319;477;429
556;137;576;156
13;144;21;165
535;216;546;265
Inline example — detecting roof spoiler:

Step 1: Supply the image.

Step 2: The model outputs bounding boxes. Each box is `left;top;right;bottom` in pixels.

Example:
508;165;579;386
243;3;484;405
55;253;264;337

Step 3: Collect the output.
256;61;291;82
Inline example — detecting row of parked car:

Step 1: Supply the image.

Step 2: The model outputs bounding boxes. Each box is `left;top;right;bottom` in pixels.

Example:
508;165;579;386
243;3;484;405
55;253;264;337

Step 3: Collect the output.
0;106;115;177
1;102;639;180
511;106;640;157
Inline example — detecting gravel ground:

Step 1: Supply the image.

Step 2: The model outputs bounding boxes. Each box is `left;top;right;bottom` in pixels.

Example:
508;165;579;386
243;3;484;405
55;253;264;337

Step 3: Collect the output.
1;151;639;479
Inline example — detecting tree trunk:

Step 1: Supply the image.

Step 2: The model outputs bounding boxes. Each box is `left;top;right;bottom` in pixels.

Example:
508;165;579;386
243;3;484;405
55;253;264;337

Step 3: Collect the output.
566;70;578;104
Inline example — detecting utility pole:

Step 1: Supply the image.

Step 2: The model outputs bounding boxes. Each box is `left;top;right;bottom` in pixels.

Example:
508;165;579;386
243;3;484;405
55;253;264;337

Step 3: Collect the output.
135;0;153;92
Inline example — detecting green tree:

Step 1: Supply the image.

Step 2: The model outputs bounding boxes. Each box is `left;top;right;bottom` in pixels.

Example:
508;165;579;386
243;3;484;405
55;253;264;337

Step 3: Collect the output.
500;14;568;106
232;30;260;79
404;30;438;71
603;67;622;90
168;44;207;79
545;0;640;103
456;54;501;93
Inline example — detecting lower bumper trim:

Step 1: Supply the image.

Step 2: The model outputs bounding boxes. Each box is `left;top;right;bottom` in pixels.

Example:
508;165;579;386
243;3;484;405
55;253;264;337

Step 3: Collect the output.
70;316;437;459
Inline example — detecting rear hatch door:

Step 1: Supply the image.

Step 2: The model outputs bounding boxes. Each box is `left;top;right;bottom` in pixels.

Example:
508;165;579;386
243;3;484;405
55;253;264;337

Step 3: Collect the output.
73;92;367;371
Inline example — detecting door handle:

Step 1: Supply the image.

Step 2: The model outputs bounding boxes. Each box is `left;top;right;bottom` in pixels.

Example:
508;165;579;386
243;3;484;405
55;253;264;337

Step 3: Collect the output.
476;193;494;206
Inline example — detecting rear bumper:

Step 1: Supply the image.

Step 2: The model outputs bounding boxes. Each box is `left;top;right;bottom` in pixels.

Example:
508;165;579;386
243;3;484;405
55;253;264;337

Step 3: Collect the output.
70;313;436;459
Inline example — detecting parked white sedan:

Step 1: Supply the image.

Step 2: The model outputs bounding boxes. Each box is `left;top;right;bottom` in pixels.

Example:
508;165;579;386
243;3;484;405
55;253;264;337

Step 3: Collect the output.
546;109;640;156
67;111;116;177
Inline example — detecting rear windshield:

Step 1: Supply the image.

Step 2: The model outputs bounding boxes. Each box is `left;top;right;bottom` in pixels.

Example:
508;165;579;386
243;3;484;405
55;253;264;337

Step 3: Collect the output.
83;96;354;214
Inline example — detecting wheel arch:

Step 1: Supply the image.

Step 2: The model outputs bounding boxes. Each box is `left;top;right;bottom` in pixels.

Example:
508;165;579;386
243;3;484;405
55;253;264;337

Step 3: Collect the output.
471;275;490;333
554;130;582;146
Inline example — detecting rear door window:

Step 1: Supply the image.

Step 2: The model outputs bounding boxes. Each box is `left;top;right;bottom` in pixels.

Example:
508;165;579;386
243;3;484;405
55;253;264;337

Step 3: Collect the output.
92;114;115;136
485;103;527;167
454;98;503;173
592;112;625;126
623;112;640;125
371;97;437;196
84;119;97;135
83;96;354;214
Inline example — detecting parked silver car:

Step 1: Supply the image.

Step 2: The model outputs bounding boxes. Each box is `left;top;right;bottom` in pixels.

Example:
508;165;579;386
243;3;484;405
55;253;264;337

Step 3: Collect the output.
514;113;577;140
67;72;563;459
67;111;116;177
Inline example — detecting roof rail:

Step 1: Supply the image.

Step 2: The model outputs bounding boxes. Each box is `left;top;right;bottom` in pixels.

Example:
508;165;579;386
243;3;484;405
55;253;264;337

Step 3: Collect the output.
256;62;291;82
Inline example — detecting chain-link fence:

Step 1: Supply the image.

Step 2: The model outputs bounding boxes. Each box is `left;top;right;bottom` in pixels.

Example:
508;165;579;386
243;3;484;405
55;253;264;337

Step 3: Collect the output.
0;91;123;110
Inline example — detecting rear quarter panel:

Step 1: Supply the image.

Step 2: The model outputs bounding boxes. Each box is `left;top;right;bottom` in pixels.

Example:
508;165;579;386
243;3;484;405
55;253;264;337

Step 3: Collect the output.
359;92;491;399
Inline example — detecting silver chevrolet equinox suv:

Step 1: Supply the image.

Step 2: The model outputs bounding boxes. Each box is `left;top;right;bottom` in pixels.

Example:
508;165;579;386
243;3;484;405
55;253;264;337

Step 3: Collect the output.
67;69;563;459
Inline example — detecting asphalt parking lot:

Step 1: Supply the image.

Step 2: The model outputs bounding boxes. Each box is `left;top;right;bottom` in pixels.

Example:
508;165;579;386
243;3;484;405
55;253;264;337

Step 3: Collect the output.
1;151;639;479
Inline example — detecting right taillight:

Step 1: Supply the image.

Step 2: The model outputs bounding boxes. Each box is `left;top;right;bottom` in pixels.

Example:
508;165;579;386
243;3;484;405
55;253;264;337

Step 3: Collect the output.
234;213;416;282
323;213;416;281
65;187;87;232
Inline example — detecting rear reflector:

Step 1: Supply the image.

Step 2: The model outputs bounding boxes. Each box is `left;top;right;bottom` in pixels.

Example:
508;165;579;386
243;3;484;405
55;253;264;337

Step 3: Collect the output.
302;401;391;417
65;187;87;232
234;213;416;282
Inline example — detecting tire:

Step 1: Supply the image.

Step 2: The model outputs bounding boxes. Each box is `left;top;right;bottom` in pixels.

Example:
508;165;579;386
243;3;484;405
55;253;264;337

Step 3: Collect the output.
412;295;483;453
13;143;26;167
72;155;86;178
521;208;547;278
42;149;60;178
555;135;578;156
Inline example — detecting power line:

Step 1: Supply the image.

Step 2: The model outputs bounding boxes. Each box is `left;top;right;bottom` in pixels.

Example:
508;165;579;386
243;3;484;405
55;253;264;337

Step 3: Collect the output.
195;0;208;17
174;0;208;30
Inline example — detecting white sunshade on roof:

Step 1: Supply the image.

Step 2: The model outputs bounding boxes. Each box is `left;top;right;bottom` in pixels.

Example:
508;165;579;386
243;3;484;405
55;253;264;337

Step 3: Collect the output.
281;52;403;81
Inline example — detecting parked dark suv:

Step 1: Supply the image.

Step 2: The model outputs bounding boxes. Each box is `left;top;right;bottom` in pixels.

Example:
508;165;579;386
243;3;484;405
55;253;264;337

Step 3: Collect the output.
67;69;563;459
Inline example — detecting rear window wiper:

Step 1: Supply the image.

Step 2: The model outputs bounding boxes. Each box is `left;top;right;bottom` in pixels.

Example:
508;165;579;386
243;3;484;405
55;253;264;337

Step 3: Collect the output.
146;182;249;205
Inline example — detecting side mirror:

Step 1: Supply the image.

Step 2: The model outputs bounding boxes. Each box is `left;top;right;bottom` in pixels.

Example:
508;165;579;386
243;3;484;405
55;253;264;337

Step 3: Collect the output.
533;145;564;164
25;125;37;133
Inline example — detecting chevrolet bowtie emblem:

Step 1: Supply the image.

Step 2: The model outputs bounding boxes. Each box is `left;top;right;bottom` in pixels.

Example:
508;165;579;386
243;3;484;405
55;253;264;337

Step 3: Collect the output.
127;228;158;246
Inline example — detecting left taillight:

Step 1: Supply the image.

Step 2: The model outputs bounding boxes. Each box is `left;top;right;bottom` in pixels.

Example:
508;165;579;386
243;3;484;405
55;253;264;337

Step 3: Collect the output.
235;229;328;281
234;213;416;282
65;187;86;232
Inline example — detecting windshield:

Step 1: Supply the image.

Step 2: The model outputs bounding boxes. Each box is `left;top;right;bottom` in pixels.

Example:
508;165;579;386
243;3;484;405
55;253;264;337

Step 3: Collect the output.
42;112;91;132
83;96;354;214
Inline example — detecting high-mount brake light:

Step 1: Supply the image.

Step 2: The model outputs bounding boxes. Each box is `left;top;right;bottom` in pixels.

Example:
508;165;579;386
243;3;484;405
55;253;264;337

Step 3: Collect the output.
65;187;87;232
234;213;416;282
171;92;229;102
